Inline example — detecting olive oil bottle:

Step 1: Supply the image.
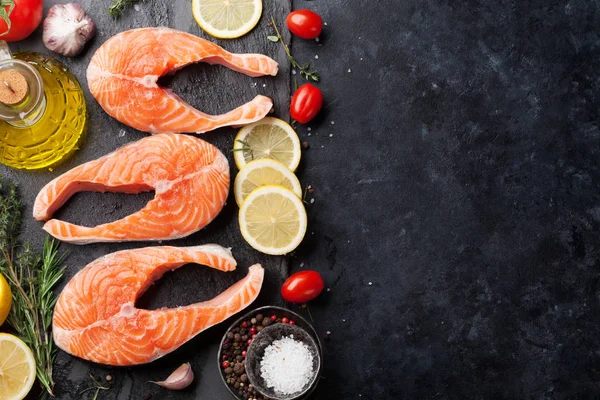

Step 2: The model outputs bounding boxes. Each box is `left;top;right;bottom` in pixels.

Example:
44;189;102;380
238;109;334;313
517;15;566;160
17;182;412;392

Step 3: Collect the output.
0;41;87;170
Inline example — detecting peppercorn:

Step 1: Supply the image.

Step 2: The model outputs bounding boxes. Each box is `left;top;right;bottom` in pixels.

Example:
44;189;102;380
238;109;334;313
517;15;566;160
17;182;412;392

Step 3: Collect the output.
282;317;289;324
224;367;233;375
289;320;296;325
242;335;248;341
247;339;252;345
242;350;247;357
249;327;257;334
302;141;310;149
240;328;247;334
256;325;264;332
251;318;257;325
270;315;277;321
252;334;257;339
236;355;243;362
241;374;248;383
263;317;271;326
242;321;248;328
234;333;241;341
234;382;240;389
227;332;234;340
222;361;230;368
234;349;241;355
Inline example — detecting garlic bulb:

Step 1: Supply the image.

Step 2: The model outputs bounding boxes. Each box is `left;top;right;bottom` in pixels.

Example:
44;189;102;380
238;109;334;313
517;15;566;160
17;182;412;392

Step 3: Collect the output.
43;4;96;57
151;363;194;390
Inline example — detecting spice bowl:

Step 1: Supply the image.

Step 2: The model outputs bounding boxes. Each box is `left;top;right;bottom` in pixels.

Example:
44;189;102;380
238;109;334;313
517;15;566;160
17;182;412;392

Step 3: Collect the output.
218;306;323;400
245;323;321;400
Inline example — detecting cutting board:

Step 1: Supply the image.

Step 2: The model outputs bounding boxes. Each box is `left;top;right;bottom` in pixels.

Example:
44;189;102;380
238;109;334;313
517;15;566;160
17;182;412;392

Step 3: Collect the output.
1;0;292;398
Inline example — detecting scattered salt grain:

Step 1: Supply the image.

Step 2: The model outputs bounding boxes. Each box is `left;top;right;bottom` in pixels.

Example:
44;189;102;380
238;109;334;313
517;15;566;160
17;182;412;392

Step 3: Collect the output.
260;336;314;395
326;331;331;335
292;69;297;75
360;57;363;61
307;127;312;131
342;319;346;322
329;134;333;137
134;4;141;11
310;198;315;204
368;282;373;286
330;121;335;125
308;133;312;136
307;185;312;189
324;22;328;26
300;262;304;268
348;68;352;73
262;84;266;88
326;288;331;292
315;37;320;42
118;129;126;138
314;55;319;59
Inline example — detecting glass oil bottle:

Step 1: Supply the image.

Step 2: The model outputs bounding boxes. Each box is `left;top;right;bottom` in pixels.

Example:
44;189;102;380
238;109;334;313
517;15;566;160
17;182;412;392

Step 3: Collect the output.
0;41;87;170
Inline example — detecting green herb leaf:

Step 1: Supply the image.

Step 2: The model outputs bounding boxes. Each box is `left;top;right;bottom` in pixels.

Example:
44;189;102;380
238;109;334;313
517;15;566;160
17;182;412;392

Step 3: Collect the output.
270;17;320;82
108;0;144;18
267;35;279;42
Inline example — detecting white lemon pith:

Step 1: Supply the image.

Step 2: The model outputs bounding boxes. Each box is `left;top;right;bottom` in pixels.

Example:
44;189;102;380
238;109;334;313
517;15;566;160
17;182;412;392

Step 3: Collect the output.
233;117;301;171
0;333;36;400
239;185;307;255
192;0;263;39
234;159;303;206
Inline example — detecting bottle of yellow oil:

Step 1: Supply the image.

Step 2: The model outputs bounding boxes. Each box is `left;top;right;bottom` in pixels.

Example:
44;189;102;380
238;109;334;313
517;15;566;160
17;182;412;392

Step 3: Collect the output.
0;41;86;170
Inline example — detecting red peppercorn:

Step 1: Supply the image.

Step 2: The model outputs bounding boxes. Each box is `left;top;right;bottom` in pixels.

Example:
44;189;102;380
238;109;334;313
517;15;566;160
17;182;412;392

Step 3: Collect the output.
242;321;248;328
282;317;289;324
242;350;247;357
222;361;230;368
270;315;277;321
289;320;296;325
249;327;257;334
222;354;228;360
247;339;252;345
252;334;257;339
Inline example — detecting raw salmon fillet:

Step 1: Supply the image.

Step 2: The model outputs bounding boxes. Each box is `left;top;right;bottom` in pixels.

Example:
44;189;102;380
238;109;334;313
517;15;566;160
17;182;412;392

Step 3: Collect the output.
87;27;278;134
33;133;229;244
53;245;264;365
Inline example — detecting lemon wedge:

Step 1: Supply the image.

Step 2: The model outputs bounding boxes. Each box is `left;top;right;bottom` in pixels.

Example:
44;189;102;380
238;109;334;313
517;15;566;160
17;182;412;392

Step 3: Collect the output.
239;185;307;255
192;0;263;39
234;159;302;207
0;333;36;400
0;273;11;326
233;117;301;171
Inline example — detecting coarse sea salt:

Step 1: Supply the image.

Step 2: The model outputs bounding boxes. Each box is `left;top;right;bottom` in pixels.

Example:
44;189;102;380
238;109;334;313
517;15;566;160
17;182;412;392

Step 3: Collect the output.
260;335;314;395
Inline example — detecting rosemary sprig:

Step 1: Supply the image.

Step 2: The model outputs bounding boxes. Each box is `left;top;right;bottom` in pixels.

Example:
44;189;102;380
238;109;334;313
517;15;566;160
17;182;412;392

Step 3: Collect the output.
232;139;255;161
270;17;320;82
0;175;67;398
108;0;144;18
79;375;110;399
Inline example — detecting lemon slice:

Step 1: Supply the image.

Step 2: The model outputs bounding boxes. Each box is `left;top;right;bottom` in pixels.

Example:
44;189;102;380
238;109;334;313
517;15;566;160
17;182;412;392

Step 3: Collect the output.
233;117;301;171
192;0;263;39
239;185;307;255
0;273;11;326
0;333;36;400
234;159;302;207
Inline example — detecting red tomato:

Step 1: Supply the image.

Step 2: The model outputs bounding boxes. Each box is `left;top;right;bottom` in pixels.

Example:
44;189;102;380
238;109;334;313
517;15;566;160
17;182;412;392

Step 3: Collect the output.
0;0;43;42
290;83;323;124
281;270;325;304
286;10;323;40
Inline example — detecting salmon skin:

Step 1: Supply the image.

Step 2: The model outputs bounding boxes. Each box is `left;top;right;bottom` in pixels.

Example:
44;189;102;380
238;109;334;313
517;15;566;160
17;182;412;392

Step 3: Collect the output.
87;27;278;134
33;133;229;244
52;245;264;366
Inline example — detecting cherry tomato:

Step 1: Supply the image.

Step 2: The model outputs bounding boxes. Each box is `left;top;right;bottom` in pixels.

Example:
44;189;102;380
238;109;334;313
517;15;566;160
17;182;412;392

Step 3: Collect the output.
286;10;323;40
281;270;325;304
0;0;43;42
290;83;323;124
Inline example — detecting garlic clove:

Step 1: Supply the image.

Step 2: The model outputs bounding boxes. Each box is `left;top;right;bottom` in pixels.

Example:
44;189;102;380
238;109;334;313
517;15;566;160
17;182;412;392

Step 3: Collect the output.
43;3;96;57
150;363;194;390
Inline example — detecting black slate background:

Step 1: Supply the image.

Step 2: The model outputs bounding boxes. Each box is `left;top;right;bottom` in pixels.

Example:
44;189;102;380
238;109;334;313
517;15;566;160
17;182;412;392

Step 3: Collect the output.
1;0;600;399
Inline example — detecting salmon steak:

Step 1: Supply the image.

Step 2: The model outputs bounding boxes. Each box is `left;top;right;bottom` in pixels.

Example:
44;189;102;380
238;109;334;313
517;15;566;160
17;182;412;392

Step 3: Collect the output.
87;27;278;134
33;133;229;244
53;245;264;365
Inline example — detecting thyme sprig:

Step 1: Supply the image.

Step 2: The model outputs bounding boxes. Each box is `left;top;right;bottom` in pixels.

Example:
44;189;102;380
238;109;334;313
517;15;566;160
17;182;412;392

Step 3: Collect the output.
108;0;144;18
0;175;67;398
270;17;320;82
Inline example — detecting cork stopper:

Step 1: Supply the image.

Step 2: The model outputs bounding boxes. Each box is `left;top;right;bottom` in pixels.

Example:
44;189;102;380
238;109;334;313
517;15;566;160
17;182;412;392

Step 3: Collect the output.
0;70;28;106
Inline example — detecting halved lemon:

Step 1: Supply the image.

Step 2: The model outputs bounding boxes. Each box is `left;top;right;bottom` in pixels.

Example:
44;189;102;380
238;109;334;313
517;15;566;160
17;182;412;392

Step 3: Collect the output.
239;185;307;255
233;117;301;171
0;333;36;400
192;0;263;39
234;159;303;207
0;273;11;326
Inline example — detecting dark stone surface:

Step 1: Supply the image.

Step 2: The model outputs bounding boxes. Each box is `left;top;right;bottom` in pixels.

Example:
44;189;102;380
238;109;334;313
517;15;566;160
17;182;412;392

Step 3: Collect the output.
1;0;600;398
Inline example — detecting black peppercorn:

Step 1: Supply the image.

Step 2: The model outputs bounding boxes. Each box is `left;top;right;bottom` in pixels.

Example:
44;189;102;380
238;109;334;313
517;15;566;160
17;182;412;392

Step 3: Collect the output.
234;333;241;341
262;317;271;326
